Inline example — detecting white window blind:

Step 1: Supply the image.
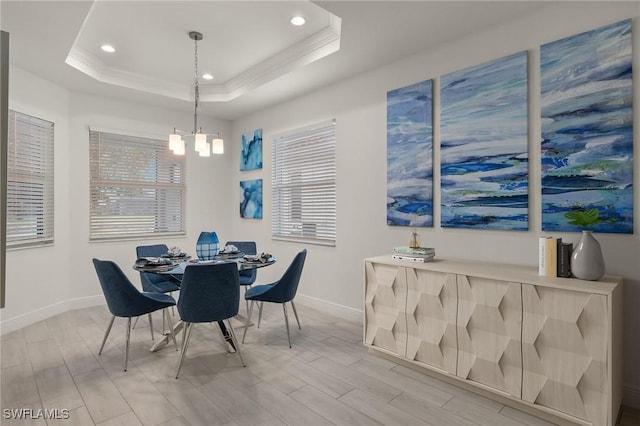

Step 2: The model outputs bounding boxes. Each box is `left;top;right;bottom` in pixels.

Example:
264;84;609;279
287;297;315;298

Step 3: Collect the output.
272;120;336;246
89;130;186;241
7;110;54;248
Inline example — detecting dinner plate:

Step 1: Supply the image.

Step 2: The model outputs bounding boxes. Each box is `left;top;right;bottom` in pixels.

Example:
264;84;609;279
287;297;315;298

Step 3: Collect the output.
163;254;191;261
239;257;275;265
134;263;178;272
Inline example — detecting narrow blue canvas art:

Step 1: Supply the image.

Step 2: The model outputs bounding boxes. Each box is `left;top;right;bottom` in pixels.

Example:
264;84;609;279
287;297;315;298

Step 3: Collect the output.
541;19;632;234
440;51;529;230
240;129;263;171
240;179;262;219
386;79;433;227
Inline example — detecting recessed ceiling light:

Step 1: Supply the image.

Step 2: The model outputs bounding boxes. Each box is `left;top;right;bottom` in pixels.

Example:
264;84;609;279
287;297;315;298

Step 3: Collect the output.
101;44;115;53
202;73;214;80
290;16;306;26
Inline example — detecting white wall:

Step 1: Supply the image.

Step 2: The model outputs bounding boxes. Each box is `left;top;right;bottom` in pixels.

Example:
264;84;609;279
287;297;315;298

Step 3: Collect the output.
230;2;640;406
2;66;72;328
2;68;234;331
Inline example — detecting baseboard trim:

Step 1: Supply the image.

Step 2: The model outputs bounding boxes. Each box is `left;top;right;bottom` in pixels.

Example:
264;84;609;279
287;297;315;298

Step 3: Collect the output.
0;293;362;335
624;384;640;409
295;293;362;322
1;295;105;335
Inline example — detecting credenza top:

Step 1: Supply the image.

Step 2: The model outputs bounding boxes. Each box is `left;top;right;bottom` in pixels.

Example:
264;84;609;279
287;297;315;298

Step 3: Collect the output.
365;255;622;295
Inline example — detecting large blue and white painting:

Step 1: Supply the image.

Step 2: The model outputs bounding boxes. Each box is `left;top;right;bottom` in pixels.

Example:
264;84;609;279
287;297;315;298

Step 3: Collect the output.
541;19;632;233
440;51;529;230
240;129;263;171
240;179;262;219
387;79;433;227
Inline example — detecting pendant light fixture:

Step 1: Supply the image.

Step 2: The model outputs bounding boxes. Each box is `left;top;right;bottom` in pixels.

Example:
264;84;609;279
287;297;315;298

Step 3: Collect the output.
169;31;224;157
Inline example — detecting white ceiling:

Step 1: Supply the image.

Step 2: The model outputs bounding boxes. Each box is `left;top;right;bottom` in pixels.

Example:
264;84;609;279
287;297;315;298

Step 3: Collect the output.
1;1;547;120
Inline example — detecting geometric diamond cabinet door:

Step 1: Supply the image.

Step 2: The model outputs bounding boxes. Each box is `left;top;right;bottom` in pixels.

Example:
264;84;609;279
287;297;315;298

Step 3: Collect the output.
522;284;608;426
406;268;457;375
364;262;407;356
456;275;522;397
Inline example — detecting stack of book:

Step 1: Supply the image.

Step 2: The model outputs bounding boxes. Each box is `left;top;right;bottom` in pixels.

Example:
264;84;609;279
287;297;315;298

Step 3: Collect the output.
392;246;435;263
539;237;573;278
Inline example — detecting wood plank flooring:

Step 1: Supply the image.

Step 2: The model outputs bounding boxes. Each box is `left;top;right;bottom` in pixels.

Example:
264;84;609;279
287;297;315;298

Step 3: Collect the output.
1;303;636;425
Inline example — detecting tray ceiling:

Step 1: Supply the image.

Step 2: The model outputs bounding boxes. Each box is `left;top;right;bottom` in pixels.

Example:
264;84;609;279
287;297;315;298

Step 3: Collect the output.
1;1;548;120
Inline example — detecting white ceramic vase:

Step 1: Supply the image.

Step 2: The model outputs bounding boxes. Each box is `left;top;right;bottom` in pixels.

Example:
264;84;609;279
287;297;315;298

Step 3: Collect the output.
571;230;605;281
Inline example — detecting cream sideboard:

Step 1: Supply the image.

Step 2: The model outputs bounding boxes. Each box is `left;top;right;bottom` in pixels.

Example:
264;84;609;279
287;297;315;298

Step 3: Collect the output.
364;256;623;426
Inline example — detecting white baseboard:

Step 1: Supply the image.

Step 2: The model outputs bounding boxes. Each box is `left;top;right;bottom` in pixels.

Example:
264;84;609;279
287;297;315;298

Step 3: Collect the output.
295;293;362;323
1;295;105;335
624;384;640;409
0;292;363;335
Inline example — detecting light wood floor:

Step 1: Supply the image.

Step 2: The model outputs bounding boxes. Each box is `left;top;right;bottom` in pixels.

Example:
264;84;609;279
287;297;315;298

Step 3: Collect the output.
1;303;637;426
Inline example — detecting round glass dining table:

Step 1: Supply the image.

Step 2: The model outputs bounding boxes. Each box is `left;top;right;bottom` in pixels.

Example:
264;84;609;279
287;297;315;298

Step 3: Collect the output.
133;255;276;353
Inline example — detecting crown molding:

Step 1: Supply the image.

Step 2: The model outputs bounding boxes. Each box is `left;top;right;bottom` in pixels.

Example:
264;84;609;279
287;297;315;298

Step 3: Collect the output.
65;47;189;100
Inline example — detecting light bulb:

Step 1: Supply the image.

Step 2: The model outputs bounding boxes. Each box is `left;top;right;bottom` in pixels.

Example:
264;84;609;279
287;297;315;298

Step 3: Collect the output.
169;134;182;151
194;133;207;152
174;139;186;155
199;142;211;157
212;138;224;154
290;16;306;26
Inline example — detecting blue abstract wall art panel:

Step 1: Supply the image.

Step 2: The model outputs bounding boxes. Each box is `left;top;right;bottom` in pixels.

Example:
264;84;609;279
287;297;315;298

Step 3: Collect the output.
440;51;529;230
240;129;263;171
240;179;263;219
387;79;433;227
541;19;632;234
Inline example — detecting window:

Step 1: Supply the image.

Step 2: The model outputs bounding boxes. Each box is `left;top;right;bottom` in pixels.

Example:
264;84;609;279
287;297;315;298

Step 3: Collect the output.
272;120;336;246
7;110;54;248
89;130;185;240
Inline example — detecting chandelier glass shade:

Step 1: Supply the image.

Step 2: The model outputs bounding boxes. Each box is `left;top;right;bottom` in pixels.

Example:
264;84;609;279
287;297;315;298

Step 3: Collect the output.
169;31;223;157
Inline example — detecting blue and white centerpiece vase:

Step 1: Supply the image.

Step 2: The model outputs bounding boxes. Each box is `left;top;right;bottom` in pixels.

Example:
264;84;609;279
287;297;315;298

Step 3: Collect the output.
571;230;605;281
196;231;220;260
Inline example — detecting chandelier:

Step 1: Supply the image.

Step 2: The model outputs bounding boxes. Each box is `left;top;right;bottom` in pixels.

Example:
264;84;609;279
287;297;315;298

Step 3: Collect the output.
169;31;223;157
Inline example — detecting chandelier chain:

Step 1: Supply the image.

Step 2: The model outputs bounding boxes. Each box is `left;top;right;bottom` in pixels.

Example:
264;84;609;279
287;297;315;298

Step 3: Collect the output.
193;35;199;133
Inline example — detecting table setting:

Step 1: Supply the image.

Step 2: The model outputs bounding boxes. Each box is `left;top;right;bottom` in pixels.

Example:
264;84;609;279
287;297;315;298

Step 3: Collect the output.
133;256;179;272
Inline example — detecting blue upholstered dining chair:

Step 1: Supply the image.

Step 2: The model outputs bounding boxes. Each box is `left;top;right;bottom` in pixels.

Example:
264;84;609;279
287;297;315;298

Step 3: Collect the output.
175;262;246;379
136;244;181;294
92;258;178;372
225;240;257;313
136;244;181;336
242;249;307;348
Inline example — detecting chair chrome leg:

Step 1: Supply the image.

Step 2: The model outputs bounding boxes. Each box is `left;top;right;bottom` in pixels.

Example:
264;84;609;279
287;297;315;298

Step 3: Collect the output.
99;316;115;355
283;303;292;348
242;300;255;343
124;317;132;371
182;320;189;345
257;302;264;328
149;313;154;340
244;286;249;315
132;316;139;329
175;322;193;379
291;301;301;330
164;309;178;351
226;320;246;367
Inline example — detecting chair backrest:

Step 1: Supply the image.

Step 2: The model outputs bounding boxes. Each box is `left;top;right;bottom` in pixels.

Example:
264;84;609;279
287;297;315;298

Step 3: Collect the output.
136;244;169;257
92;258;151;317
177;262;240;323
261;249;307;303
136;244;169;291
226;241;257;280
